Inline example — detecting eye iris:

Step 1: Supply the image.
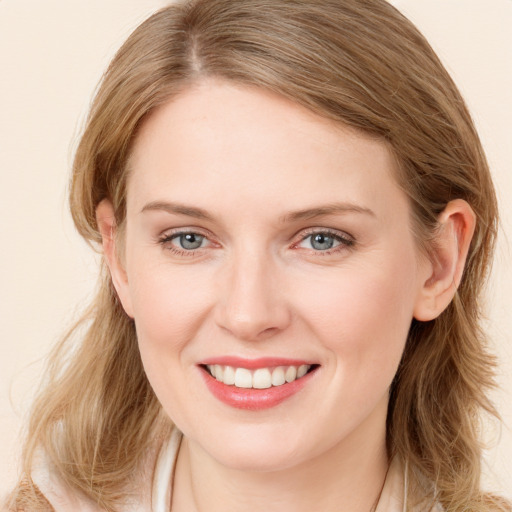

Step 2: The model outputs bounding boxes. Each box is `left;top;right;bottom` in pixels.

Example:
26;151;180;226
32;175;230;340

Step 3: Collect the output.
311;233;334;250
179;233;204;250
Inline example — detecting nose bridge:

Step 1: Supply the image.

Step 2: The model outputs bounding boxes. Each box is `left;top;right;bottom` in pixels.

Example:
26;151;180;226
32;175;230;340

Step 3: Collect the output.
215;243;290;340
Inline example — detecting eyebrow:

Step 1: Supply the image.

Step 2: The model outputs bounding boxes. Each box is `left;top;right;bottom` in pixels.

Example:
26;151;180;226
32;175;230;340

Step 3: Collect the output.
280;202;375;223
140;200;375;222
140;201;213;220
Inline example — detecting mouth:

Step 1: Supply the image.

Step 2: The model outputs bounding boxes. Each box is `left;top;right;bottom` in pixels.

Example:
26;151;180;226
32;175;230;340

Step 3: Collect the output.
203;363;317;389
198;358;319;410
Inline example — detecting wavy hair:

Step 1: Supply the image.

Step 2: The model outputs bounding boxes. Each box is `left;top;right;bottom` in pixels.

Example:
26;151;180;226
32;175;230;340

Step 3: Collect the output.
7;0;510;510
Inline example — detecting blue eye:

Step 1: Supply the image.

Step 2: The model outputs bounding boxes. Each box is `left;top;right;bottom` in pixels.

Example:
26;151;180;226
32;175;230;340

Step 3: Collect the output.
296;230;353;253
158;230;216;257
174;233;206;250
309;233;337;251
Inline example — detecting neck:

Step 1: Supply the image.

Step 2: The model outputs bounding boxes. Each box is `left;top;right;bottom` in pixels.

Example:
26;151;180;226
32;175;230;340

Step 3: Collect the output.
171;401;389;512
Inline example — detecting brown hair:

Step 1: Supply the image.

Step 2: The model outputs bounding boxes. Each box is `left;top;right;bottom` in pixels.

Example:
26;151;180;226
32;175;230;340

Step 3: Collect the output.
7;0;509;510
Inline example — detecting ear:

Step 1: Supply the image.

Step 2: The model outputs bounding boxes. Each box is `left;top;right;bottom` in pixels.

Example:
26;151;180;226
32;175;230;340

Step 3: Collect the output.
96;199;134;318
413;199;476;321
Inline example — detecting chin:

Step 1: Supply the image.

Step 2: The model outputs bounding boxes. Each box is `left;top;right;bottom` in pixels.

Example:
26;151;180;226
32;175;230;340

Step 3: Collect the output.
213;446;306;473
192;423;310;473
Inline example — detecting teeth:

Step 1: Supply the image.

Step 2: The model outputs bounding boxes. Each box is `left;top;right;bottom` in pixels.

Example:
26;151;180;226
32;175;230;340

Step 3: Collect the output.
271;367;285;386
297;364;309;378
223;365;236;385
234;368;252;388
206;364;312;389
214;364;223;382
285;366;297;383
253;368;272;389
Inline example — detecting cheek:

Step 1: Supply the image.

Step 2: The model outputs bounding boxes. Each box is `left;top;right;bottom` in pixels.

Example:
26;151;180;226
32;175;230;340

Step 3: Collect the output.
125;261;214;394
129;261;212;341
295;257;418;380
126;263;217;423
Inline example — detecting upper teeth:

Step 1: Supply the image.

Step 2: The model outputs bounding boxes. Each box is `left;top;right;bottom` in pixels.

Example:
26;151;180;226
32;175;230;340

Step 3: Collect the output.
206;364;311;389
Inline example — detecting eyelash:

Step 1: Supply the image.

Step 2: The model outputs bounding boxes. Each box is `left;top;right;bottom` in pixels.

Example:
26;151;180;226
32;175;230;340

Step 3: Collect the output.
158;230;213;258
157;228;355;257
292;228;355;255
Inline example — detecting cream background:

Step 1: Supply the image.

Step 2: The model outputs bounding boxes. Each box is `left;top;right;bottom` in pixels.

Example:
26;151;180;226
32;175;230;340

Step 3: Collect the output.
0;0;510;500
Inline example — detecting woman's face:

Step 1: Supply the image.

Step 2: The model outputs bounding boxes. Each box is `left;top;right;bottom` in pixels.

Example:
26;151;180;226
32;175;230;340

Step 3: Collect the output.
115;80;432;471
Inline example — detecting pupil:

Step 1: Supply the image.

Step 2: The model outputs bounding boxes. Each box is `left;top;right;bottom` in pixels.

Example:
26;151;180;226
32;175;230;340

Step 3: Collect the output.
181;233;203;249
312;233;334;250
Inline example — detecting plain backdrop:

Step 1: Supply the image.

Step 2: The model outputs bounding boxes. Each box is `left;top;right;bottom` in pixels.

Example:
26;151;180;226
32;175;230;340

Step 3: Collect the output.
1;0;511;500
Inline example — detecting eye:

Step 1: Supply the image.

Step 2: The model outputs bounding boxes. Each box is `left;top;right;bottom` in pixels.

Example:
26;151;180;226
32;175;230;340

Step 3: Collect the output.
174;232;207;250
295;229;354;253
308;233;338;251
158;231;211;253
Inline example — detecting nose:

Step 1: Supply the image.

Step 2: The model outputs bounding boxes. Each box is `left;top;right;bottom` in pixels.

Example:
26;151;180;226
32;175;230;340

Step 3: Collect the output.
214;249;292;342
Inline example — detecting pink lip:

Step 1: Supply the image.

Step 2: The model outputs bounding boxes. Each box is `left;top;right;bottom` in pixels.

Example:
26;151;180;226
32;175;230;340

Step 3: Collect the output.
198;362;318;411
199;356;314;369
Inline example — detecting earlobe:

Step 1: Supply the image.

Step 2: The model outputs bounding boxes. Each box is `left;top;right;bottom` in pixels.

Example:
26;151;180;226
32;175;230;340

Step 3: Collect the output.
413;199;476;322
96;199;134;318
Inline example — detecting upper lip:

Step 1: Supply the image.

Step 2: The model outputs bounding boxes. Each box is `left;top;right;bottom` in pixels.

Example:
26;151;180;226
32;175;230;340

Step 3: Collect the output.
199;356;317;370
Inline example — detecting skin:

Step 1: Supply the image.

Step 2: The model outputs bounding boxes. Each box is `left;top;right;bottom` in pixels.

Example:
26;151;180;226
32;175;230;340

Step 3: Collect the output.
97;79;475;512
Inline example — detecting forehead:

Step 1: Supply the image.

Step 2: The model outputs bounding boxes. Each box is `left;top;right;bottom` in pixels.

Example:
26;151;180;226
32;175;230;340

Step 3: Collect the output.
127;80;406;223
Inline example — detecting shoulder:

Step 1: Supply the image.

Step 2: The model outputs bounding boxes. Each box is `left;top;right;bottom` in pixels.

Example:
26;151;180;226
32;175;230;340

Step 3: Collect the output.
376;457;443;512
31;449;105;512
30;428;182;512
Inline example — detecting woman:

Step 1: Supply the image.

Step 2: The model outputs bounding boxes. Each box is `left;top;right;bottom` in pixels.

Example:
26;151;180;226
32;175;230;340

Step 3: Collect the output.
5;0;510;510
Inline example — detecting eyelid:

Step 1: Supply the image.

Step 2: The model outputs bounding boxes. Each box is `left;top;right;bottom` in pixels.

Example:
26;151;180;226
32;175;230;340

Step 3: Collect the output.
155;226;355;257
291;227;355;251
157;226;214;241
157;227;220;256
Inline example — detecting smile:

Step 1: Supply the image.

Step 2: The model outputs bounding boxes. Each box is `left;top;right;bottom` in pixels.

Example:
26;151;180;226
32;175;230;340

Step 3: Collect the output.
205;364;311;389
199;358;319;410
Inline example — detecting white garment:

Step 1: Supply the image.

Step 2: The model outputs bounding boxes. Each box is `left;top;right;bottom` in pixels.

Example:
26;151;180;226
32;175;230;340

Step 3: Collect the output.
31;428;441;512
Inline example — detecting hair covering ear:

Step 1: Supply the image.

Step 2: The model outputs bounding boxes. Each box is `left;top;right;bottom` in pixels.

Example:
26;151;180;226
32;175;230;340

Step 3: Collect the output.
413;199;476;321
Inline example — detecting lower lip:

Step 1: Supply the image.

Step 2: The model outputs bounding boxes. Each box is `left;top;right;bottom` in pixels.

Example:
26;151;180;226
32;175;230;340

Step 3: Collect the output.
200;367;317;410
